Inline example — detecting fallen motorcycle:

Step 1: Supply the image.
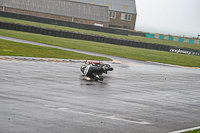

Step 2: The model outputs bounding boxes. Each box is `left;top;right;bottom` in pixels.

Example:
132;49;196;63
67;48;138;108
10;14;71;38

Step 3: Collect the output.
80;61;113;81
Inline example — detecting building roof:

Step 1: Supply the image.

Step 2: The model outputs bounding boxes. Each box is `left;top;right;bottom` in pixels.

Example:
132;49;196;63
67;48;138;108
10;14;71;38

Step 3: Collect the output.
0;0;109;22
67;0;137;14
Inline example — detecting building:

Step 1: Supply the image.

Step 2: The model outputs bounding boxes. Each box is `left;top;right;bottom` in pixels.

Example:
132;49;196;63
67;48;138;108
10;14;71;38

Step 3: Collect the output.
68;0;137;30
0;0;137;30
0;0;109;26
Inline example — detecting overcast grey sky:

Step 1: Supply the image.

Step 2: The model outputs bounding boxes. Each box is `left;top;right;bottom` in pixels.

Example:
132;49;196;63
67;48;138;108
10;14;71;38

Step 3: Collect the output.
135;0;200;38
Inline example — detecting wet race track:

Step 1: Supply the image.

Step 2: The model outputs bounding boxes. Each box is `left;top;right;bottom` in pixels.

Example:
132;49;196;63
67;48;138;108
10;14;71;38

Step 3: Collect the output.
0;36;200;133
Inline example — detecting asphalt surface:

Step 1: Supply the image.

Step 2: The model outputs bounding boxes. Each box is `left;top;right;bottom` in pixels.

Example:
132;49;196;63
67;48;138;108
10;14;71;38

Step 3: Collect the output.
0;36;200;133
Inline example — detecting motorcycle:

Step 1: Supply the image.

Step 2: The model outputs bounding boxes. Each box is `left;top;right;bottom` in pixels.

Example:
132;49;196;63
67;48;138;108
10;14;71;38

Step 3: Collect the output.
80;61;113;81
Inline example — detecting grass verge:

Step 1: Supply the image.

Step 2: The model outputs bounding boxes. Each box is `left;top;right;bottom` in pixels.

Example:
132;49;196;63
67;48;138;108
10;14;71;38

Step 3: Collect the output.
0;39;111;61
0;29;200;67
1;16;200;50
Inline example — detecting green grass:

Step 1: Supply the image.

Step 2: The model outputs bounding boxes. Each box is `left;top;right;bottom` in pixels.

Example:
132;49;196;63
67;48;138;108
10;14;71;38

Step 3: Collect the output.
0;39;111;61
0;29;200;67
1;16;200;50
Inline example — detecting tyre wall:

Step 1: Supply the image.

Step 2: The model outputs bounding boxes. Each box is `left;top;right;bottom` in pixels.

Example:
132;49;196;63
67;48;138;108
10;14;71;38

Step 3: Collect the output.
1;22;200;56
0;11;128;36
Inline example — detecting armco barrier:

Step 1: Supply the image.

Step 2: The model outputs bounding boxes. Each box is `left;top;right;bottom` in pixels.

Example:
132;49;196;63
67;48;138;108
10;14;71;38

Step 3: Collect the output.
0;11;128;36
1;21;200;56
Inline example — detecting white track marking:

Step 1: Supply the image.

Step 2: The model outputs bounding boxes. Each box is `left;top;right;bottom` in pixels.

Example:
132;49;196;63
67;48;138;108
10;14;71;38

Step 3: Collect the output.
169;126;200;133
57;107;151;125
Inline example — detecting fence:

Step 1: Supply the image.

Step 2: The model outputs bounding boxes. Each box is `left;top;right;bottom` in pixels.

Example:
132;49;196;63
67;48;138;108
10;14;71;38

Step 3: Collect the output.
1;22;200;56
146;33;200;44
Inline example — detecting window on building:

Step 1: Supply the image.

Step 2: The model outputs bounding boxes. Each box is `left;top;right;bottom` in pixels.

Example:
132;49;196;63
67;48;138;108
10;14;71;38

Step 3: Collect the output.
91;0;95;4
107;3;112;7
123;5;128;9
121;13;132;21
109;11;116;19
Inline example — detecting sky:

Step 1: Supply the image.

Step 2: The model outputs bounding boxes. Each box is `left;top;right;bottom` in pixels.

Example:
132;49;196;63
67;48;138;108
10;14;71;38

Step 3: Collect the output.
135;0;200;38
